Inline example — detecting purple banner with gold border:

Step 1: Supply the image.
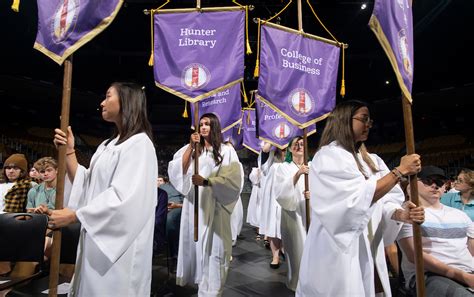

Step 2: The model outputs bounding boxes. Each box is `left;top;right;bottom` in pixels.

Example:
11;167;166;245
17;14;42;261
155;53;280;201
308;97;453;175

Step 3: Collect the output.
241;108;260;154
153;8;245;103
256;97;316;150
222;122;243;151
369;0;414;102
257;22;340;128
34;0;123;65
190;83;242;132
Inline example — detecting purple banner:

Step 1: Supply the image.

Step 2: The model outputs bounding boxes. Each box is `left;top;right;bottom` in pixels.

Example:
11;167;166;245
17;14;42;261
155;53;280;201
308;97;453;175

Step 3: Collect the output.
257;23;340;128
222;122;244;151
190;83;242;132
241;109;261;154
153;9;245;102
34;0;123;65
256;97;316;150
369;0;414;102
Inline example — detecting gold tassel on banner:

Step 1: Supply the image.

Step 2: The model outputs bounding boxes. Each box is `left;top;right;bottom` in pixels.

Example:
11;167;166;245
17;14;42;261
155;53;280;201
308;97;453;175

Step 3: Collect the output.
245;6;253;55
241;81;249;104
11;0;20;12
340;46;346;97
182;101;188;118
253;20;261;78
148;11;155;66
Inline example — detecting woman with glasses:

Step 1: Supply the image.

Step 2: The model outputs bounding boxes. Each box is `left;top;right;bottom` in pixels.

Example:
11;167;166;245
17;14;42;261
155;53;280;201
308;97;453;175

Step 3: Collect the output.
441;168;474;221
296;100;424;297
272;136;309;291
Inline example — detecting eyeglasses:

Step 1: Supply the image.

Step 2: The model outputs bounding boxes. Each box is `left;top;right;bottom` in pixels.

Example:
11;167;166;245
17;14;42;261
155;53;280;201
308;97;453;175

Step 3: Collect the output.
292;142;304;148
420;177;446;188
352;116;373;128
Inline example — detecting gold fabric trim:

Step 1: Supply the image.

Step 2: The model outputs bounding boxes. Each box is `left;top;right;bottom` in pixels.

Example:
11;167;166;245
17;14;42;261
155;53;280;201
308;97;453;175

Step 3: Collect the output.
155;79;243;103
33;0;124;65
243;144;260;155
263;22;344;48
369;16;412;103
153;6;244;14
257;94;330;129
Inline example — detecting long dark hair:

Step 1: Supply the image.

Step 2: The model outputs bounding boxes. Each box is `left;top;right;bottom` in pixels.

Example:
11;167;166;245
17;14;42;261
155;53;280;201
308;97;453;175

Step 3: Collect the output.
106;82;153;145
199;113;223;165
318;100;378;178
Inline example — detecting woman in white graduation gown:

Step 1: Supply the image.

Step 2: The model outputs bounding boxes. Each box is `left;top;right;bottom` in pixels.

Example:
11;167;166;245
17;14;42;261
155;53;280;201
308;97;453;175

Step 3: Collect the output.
296;100;424;297
50;82;157;297
246;166;261;229
168;113;242;297
259;144;286;268
274;136;309;291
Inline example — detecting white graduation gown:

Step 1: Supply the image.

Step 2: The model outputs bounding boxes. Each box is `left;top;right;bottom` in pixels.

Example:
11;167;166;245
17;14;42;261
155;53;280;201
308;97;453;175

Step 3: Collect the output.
168;144;242;297
67;133;157;297
274;162;309;291
259;151;282;238
296;142;404;297
246;167;261;227
230;163;245;242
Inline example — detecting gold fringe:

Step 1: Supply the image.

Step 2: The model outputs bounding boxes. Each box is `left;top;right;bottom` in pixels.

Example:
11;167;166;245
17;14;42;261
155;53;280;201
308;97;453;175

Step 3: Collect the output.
245;6;252;54
11;0;19;12
241;81;248;103
148;11;154;66
253;19;261;78
182;101;188;118
340;46;345;97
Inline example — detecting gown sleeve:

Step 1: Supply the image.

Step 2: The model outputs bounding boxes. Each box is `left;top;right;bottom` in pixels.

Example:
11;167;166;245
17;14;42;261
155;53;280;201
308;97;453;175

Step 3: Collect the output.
75;135;158;263
275;163;303;211
310;145;376;252
168;144;193;196
208;146;243;206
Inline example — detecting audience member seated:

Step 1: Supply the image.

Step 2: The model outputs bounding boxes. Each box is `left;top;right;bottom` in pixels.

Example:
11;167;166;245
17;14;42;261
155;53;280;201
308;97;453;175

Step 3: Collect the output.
158;175;184;264
26;157;58;261
441;168;474;221
398;166;474;296
154;187;168;256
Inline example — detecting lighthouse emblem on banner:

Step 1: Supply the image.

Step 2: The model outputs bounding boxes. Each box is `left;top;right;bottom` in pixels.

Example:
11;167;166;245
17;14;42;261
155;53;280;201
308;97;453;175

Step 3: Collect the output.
288;88;315;116
182;63;211;90
52;0;79;43
398;29;413;79
273;122;292;139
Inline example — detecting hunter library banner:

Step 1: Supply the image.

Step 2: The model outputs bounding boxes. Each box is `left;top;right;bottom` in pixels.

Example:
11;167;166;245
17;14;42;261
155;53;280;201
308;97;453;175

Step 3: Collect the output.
369;0;414;102
153;8;245;102
256;98;316;150
34;0;123;65
257;22;340;128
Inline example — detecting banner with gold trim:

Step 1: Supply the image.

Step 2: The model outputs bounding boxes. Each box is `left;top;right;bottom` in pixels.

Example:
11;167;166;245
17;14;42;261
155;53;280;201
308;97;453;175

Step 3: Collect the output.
190;83;242;132
369;0;414;102
256;22;340;129
256;97;316;150
34;0;123;65
153;8;245;103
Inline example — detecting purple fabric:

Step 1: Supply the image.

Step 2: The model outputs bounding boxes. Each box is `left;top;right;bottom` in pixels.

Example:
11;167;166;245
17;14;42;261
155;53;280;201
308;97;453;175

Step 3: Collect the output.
241;109;261;154
153;10;245;101
154;188;168;254
370;0;414;95
222;123;244;151
257;24;340;128
256;97;315;149
190;84;242;131
34;0;123;65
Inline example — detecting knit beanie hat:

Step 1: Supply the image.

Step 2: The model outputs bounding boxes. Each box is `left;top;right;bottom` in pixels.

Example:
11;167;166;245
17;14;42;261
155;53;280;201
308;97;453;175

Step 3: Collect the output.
4;153;28;172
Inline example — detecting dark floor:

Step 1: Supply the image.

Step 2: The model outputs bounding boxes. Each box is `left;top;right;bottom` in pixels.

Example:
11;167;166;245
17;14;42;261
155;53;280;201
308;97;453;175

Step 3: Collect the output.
151;193;295;297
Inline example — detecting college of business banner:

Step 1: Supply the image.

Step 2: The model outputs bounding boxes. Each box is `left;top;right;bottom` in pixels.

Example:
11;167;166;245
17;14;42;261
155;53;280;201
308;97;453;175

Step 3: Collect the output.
257;22;340;128
34;0;123;65
241;109;260;154
256;98;316;150
153;8;245;102
222;122;243;150
369;0;414;102
190;83;242;132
